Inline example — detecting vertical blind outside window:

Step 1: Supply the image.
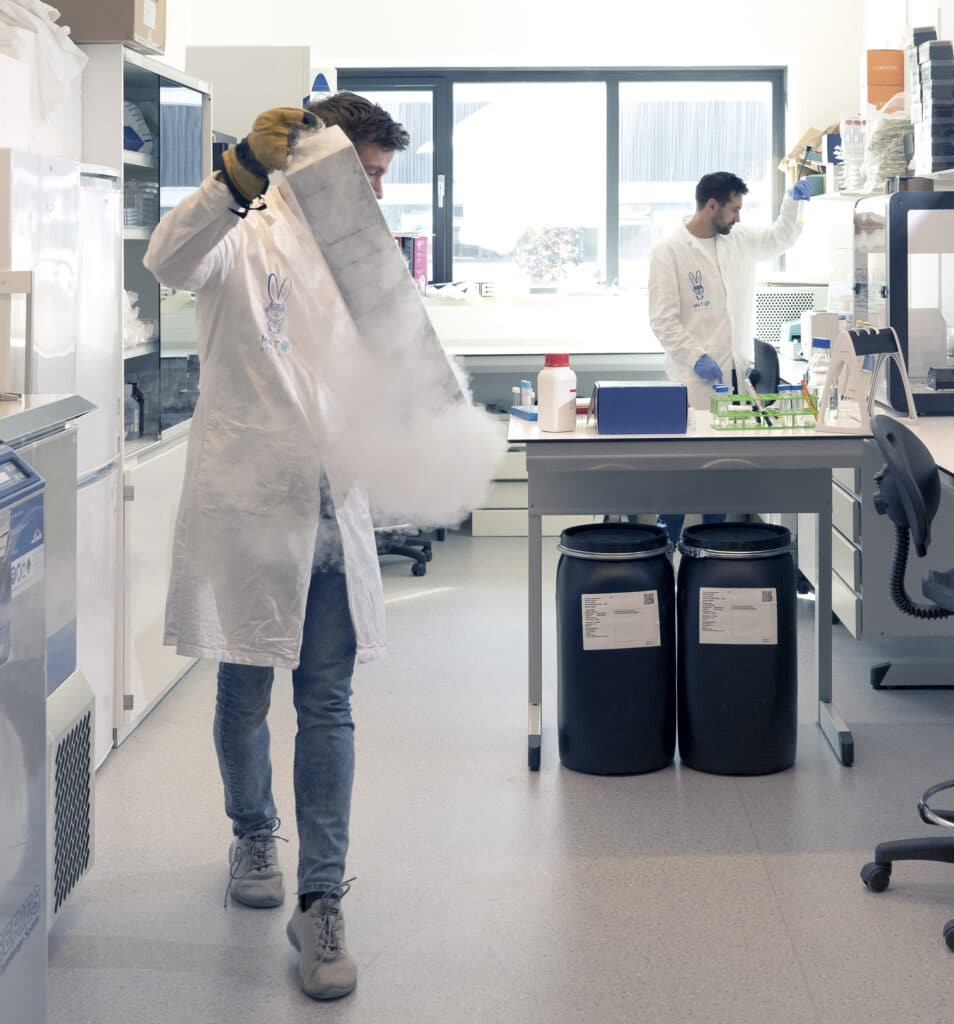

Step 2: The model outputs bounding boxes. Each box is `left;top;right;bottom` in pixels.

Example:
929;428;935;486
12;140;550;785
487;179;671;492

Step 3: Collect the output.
337;68;785;290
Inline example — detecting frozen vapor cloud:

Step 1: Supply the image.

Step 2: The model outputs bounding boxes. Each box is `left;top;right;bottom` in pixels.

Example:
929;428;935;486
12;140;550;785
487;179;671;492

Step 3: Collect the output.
284;128;504;529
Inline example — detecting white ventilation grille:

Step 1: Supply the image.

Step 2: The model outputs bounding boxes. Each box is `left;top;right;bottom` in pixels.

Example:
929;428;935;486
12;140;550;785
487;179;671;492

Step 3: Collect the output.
755;288;818;346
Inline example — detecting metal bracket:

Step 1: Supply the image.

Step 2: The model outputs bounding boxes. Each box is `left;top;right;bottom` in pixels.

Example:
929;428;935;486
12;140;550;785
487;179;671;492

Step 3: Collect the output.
0;269;35;394
123;484;135;501
123;695;134;711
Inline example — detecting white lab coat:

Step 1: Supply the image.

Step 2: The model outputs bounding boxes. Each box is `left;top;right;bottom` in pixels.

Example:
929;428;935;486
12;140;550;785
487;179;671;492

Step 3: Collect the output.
648;195;803;410
144;174;386;669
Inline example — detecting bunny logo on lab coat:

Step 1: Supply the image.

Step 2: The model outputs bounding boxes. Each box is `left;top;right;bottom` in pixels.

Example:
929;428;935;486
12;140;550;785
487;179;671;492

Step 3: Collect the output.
261;272;291;353
688;270;705;302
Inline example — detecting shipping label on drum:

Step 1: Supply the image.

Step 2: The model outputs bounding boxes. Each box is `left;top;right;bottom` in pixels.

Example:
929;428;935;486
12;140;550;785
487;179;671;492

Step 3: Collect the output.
581;591;660;651
699;587;777;645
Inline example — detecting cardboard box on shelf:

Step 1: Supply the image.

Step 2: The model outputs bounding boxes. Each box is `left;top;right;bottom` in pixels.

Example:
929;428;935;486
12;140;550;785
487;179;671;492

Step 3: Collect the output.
866;49;904;85
863;49;903;111
867;84;904;110
54;0;165;55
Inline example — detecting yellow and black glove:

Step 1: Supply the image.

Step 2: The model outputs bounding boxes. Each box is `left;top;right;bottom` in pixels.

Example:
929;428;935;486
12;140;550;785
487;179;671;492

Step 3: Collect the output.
220;107;320;211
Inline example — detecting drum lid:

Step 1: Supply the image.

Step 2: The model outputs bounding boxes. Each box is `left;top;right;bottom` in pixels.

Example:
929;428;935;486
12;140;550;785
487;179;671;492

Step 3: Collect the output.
558;523;670;560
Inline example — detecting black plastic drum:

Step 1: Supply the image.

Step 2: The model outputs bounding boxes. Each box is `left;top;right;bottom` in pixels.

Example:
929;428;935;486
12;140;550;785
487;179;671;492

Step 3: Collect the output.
556;524;675;775
677;523;797;775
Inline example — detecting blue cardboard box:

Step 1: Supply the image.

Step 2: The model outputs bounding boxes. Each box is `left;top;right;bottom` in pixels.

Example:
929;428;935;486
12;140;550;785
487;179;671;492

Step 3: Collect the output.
589;381;688;434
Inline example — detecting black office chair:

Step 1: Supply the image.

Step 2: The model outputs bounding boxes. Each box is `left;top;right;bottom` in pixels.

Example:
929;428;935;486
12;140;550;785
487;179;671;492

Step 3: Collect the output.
860;415;954;948
748;337;781;394
374;524;433;576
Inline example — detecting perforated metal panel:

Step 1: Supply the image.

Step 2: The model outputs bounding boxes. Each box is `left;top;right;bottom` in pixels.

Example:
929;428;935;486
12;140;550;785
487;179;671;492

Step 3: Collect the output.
755;289;817;345
51;710;92;916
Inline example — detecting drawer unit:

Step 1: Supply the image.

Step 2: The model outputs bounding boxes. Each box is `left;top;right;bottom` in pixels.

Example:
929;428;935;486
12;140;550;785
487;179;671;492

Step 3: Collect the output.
496;449;527;480
484;480;528;509
832;482;860;541
832;528;861;591
832;570;861;638
833;465;860;495
473;441;595;536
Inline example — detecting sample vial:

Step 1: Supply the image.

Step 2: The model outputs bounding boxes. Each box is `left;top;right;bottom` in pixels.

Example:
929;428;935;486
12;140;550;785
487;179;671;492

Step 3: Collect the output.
712;384;729;428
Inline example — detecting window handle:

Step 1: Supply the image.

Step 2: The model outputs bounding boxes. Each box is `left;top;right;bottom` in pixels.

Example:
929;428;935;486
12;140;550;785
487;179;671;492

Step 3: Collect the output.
437;174;445;209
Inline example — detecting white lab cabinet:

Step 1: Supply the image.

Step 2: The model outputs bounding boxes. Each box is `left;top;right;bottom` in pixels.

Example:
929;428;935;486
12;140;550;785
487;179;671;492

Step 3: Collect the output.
118;432;194;742
79;45;210;747
76;465;121;768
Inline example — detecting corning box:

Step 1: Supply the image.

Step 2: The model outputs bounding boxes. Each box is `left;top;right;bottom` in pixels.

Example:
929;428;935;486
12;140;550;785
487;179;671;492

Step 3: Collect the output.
54;0;166;55
866;49;904;85
588;381;688;435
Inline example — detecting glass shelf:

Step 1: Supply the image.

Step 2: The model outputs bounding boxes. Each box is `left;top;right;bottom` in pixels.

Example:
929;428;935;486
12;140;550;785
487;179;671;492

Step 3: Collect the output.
123;339;159;360
123;150;156;169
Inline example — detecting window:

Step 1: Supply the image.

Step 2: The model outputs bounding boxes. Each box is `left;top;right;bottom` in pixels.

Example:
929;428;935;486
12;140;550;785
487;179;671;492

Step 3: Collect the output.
452;81;606;290
350;88;434;282
618;79;776;290
337;68;785;290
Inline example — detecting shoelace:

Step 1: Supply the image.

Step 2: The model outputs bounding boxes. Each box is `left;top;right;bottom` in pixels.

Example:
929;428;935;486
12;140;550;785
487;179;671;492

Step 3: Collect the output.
311;877;356;962
223;817;289;908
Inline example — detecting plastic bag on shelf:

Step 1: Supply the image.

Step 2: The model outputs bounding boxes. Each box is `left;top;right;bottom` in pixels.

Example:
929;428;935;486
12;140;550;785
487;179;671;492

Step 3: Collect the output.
863;106;913;192
122;289;153;350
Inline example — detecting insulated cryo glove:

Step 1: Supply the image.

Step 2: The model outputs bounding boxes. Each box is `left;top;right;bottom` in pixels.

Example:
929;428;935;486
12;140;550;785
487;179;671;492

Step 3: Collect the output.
787;180;813;201
221;107;320;208
693;354;724;385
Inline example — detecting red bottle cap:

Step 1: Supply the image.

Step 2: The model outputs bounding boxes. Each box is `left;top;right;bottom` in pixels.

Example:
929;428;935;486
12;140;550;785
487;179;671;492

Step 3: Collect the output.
544;353;570;367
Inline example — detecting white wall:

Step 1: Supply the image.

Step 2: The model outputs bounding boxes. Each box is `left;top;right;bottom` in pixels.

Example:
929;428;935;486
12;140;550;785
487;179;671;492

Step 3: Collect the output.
183;0;870;148
156;0;194;72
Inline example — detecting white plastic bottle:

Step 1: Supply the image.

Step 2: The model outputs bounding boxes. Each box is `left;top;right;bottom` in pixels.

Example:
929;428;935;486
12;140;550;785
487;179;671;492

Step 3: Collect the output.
537;353;577;432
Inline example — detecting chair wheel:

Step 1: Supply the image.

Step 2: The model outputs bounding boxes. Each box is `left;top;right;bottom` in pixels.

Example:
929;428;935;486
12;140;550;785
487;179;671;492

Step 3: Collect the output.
944;919;954;952
861;862;891;892
411;562;426;576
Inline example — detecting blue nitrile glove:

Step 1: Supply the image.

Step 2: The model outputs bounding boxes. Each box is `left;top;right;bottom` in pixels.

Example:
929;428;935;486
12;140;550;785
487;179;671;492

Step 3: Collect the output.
693;354;724;385
787;180;812;201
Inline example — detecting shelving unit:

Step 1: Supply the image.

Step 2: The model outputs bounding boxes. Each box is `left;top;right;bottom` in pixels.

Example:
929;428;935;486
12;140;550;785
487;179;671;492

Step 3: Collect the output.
122;150;156;169
82;45;211;439
80;45;212;743
122;339;159;359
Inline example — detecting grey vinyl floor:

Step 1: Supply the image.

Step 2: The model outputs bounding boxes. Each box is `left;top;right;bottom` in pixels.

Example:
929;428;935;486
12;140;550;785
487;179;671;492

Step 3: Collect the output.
48;528;954;1024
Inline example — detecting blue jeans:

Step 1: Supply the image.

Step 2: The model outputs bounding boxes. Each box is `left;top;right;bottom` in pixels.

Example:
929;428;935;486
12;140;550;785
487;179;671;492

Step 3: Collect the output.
658;512;726;548
214;566;357;893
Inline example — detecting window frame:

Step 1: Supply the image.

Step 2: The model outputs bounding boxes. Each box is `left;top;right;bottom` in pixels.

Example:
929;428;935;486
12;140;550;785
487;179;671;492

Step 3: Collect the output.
337;67;787;285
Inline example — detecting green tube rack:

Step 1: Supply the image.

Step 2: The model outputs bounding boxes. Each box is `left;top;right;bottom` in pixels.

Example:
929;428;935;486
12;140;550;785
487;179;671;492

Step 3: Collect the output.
709;390;817;431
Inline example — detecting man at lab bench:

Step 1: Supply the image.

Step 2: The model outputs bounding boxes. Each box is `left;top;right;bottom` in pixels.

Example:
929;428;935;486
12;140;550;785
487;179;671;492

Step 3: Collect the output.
144;92;409;1002
647;171;811;542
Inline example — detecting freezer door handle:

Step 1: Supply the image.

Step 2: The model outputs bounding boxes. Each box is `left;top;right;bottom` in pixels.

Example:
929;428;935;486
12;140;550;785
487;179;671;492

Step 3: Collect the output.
0;269;34;396
78;462;117;490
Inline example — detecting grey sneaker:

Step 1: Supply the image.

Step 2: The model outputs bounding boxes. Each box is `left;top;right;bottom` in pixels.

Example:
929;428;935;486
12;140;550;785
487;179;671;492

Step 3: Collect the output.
224;819;286;908
286;879;357;1000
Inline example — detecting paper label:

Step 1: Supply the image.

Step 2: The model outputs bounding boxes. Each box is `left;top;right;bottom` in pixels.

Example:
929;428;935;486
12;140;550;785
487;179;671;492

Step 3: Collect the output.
10;494;43;598
699;587;777;645
143;0;158;29
581;591;660;651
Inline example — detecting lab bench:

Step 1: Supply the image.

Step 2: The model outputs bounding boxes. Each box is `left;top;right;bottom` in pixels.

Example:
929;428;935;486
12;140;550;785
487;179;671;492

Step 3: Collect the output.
510;411;865;770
